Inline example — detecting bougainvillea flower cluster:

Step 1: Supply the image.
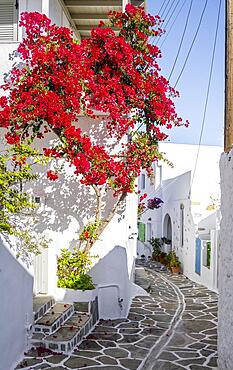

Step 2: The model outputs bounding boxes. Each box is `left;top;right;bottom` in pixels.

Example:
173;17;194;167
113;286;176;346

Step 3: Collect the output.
0;5;187;197
0;6;188;249
147;197;164;209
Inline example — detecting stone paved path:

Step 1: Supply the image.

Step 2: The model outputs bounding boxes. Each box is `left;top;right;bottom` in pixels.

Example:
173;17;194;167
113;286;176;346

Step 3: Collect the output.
16;261;218;370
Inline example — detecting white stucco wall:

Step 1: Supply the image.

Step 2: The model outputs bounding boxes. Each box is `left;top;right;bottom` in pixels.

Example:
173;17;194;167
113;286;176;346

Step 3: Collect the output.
218;149;233;369
0;237;33;370
49;0;71;28
159;143;222;226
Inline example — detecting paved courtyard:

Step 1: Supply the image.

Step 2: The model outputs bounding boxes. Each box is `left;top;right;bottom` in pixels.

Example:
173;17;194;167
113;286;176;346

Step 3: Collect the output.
16;261;218;370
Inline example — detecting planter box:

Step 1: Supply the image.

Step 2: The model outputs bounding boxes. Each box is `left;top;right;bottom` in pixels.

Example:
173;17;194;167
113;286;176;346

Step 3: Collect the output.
55;287;98;304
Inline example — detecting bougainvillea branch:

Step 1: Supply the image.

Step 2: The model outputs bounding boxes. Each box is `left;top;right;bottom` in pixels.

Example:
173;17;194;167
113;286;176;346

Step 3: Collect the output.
0;5;187;251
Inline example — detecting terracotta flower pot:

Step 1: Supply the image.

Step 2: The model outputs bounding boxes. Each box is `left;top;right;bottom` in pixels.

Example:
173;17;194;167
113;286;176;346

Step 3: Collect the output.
171;266;181;274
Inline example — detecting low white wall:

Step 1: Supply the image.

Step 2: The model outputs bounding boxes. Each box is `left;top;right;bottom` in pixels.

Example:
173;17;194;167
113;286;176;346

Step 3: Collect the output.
218;149;233;369
0;236;33;370
89;193;138;319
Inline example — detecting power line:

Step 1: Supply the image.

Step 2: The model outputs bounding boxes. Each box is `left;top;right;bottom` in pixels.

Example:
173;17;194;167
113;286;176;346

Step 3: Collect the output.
160;0;172;19
190;0;222;194
163;0;180;26
150;0;173;45
173;0;209;88
154;0;181;46
159;0;187;48
157;0;167;15
163;0;182;35
168;0;193;81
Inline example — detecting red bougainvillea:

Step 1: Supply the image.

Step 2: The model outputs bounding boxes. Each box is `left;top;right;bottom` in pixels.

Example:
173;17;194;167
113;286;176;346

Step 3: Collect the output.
0;5;187;249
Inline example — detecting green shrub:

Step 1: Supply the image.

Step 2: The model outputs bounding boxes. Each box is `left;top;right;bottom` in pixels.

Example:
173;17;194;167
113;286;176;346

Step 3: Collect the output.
57;248;95;290
149;237;162;256
168;251;181;268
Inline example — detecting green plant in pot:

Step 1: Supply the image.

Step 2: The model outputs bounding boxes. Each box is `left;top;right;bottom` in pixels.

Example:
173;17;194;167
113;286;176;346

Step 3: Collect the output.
57;248;95;291
159;252;167;265
149;237;162;261
169;251;181;274
161;237;171;245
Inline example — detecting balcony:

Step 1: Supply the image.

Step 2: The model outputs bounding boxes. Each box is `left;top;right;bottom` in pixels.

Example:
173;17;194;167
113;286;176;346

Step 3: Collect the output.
63;0;145;39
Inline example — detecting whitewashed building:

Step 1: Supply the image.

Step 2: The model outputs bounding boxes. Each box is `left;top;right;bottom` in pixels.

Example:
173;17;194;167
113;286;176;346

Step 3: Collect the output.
137;142;222;292
0;1;145;369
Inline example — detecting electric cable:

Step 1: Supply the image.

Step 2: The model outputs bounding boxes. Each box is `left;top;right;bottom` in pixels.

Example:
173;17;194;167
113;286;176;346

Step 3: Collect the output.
163;0;180;26
151;0;180;46
189;0;222;195
173;0;209;88
168;0;193;81
160;0;172;19
159;0;187;48
163;0;182;36
153;0;181;46
157;0;168;16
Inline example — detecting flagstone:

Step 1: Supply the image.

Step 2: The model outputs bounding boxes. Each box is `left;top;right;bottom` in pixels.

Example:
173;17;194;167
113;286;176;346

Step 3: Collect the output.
96;355;118;365
64;356;100;368
119;358;141;369
104;348;129;358
46;354;68;364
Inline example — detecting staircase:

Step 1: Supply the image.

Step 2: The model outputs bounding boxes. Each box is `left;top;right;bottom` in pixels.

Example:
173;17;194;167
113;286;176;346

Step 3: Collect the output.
31;295;99;353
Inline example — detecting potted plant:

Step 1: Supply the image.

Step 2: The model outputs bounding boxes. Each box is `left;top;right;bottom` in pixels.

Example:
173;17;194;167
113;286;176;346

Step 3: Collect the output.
169;251;181;274
149;237;162;261
159;252;167;265
56;248;97;303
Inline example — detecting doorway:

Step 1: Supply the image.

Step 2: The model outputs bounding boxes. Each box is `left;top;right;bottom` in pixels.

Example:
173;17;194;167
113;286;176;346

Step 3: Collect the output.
163;214;172;242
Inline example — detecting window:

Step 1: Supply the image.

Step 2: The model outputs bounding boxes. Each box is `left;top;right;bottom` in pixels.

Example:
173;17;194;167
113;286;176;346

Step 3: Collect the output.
0;0;18;42
138;222;146;242
141;173;146;190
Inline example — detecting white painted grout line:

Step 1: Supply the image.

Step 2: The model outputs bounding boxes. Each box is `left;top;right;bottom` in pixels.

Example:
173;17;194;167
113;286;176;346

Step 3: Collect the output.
138;268;186;370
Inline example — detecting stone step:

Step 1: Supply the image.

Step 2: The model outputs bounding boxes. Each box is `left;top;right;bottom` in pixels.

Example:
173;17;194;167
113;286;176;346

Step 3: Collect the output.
33;295;55;322
34;302;74;335
32;312;94;353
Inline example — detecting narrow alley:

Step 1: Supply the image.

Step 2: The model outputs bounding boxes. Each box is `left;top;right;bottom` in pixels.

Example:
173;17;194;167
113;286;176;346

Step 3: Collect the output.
16;261;218;370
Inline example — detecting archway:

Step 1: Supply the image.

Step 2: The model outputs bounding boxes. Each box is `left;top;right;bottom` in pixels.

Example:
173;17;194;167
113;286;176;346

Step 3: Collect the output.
163;214;172;250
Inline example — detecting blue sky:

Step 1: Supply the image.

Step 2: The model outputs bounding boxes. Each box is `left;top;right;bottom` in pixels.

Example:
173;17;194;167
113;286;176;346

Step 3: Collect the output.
147;0;225;147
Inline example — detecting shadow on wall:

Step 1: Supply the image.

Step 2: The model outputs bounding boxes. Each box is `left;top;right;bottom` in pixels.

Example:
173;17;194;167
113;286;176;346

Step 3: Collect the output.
27;160;125;250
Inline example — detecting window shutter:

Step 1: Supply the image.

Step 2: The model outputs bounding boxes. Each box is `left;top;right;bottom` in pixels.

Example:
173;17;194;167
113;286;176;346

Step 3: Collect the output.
0;0;18;42
138;222;146;242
